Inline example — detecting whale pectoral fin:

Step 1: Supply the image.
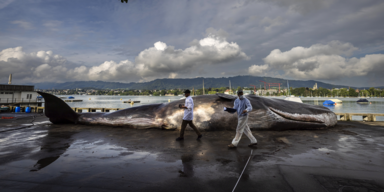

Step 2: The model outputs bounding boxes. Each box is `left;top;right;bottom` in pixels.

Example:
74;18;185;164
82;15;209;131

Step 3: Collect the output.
269;107;325;123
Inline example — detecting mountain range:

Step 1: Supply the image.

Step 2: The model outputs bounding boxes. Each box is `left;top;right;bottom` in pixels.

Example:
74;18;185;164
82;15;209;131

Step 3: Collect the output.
31;76;378;90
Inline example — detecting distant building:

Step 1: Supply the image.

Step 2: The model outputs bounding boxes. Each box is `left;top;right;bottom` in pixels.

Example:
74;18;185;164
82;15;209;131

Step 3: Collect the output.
165;93;174;96
356;89;360;93
243;90;253;95
224;89;232;94
265;89;278;95
313;83;318;90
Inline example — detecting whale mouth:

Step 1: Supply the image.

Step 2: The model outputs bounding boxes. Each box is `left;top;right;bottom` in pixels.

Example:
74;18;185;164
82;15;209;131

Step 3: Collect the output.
269;107;325;124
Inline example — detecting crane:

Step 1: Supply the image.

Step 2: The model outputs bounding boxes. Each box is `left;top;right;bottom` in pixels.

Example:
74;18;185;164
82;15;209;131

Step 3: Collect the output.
259;80;281;92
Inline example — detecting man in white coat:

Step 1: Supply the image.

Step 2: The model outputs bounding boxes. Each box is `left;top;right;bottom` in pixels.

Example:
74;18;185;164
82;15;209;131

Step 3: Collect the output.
176;90;202;141
227;90;257;148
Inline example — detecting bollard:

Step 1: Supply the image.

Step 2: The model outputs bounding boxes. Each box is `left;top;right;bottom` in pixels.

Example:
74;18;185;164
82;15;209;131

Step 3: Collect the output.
168;99;170;102
25;107;31;113
346;114;351;121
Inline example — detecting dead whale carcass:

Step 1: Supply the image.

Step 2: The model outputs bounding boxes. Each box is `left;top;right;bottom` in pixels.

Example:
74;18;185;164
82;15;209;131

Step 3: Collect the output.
38;92;337;131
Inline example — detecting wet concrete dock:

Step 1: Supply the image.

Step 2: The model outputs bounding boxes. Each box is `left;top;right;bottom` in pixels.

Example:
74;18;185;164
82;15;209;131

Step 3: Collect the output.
0;113;384;191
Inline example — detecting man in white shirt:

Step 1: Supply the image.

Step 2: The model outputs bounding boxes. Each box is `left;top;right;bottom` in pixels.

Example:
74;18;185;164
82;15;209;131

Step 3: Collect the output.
227;90;257;148
176;90;202;141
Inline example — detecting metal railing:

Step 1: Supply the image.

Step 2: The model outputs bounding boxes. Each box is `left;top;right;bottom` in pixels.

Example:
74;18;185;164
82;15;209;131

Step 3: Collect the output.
0;98;43;104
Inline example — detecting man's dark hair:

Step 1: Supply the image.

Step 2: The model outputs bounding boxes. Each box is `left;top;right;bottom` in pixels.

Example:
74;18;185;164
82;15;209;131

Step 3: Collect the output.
184;90;191;94
237;89;243;94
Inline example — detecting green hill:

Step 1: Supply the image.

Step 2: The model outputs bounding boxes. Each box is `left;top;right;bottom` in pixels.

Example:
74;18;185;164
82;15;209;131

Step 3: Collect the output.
33;76;357;90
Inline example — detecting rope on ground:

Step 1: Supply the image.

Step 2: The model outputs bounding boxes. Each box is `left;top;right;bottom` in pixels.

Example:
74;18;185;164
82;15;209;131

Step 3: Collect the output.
232;149;253;192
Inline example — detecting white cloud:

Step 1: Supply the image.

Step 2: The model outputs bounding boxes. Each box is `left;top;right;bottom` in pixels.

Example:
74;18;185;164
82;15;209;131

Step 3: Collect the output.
168;73;178;79
0;47;73;83
264;41;357;69
0;32;248;83
133;34;248;77
248;41;384;80
0;0;14;9
154;41;167;51
0;46;25;61
11;20;33;29
248;64;269;76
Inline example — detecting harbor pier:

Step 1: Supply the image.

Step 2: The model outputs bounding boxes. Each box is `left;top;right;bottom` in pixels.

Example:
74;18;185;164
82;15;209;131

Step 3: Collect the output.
335;113;384;122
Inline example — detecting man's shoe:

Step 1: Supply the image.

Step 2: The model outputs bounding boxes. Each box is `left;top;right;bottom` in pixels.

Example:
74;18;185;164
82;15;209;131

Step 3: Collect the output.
197;135;202;140
176;137;184;141
248;143;257;147
228;144;237;148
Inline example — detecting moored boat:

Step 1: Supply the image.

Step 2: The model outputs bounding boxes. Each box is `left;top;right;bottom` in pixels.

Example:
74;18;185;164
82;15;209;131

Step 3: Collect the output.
0;105;10;112
323;100;336;105
284;95;303;103
330;99;342;103
356;99;369;104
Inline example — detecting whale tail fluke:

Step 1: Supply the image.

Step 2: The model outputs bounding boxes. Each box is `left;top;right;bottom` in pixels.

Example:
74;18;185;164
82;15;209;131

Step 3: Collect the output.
37;91;79;124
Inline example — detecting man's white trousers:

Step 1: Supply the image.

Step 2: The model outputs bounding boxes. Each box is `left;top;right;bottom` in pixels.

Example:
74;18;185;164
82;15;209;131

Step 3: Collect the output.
231;115;257;146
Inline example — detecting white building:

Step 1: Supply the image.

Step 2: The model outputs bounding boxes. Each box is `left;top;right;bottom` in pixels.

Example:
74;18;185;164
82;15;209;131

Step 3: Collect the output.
243;90;253;95
313;83;318;90
0;84;38;103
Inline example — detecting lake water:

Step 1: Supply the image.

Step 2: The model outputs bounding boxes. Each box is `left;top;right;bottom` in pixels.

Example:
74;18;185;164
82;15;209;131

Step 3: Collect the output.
55;95;384;121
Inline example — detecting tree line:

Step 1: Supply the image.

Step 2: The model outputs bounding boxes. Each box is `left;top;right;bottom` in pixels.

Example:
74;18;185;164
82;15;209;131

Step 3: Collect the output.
290;87;384;97
48;86;384;97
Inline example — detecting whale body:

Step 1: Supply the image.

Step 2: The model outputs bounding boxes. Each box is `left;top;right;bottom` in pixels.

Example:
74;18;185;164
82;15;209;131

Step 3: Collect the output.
38;92;337;131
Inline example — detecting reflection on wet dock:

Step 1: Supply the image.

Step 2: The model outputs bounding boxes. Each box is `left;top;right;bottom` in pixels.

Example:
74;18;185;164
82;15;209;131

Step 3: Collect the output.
1;118;384;191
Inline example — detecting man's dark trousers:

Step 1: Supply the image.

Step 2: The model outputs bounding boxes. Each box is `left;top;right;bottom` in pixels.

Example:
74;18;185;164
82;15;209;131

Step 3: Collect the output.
180;120;201;138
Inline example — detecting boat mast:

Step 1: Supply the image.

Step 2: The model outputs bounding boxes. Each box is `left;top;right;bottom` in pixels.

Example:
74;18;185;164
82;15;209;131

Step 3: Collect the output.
287;80;290;96
202;79;205;95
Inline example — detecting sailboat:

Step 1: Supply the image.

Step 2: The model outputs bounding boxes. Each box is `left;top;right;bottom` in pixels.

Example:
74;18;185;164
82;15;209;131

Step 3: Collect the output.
284;80;302;103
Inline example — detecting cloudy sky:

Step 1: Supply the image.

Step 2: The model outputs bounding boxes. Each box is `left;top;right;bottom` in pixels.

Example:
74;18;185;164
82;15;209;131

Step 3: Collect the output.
1;0;384;86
